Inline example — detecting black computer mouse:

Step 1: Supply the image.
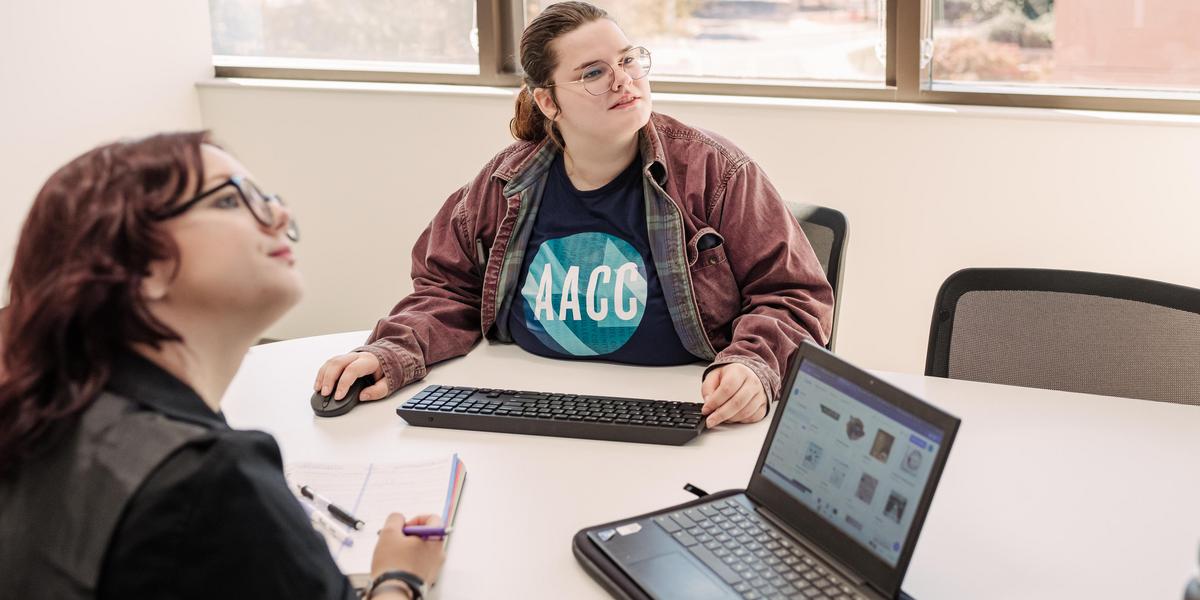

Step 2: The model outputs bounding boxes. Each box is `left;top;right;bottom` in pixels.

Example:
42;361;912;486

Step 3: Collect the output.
311;375;375;417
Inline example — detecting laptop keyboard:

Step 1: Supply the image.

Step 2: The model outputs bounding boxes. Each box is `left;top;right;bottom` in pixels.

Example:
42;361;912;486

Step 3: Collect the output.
397;385;706;446
652;498;866;600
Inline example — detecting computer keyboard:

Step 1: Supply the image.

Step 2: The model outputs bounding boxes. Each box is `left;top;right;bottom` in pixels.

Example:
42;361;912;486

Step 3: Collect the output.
654;498;864;600
396;385;706;445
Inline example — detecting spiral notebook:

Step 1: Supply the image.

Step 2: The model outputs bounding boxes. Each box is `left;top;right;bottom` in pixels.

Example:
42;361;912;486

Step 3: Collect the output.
284;455;466;580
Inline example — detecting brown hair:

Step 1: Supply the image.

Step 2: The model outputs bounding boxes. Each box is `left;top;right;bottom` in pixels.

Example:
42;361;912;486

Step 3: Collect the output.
509;1;610;148
0;131;210;474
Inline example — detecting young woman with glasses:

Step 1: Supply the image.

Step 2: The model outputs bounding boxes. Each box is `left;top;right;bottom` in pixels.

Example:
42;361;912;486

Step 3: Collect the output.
0;133;443;599
315;1;834;428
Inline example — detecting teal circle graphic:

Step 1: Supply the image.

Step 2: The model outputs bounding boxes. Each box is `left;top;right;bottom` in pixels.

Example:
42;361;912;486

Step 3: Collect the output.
520;232;647;355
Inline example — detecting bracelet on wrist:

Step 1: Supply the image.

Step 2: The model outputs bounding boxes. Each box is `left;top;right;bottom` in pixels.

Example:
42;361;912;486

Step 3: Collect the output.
366;582;412;599
367;570;425;600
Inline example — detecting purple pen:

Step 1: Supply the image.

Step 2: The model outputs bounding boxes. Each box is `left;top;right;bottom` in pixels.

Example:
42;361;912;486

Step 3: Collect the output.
402;525;453;538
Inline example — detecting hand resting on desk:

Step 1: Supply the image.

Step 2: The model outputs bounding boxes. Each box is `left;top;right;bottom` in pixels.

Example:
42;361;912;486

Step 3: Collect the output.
701;363;768;428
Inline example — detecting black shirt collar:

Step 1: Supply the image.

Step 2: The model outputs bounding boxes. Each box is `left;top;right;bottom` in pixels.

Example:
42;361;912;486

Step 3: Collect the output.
105;351;229;430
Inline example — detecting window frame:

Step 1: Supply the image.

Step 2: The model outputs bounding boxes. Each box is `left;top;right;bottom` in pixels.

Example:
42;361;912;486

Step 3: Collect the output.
211;0;1200;116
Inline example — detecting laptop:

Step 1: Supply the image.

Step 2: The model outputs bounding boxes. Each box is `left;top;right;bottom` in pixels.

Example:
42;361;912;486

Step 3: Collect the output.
576;342;960;600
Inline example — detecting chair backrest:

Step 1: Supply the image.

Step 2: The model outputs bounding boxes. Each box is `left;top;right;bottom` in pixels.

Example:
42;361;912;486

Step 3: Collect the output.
1186;544;1200;600
925;268;1200;405
787;202;848;351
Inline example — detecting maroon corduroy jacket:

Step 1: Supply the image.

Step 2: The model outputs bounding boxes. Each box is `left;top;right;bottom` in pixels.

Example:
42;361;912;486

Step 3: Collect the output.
358;112;833;405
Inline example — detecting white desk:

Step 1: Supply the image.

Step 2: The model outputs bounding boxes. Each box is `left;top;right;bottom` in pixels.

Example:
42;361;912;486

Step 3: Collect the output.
222;331;1200;600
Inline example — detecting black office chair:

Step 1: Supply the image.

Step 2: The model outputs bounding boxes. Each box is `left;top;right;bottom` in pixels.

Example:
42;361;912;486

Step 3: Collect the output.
1186;543;1200;600
787;202;848;351
925;268;1200;405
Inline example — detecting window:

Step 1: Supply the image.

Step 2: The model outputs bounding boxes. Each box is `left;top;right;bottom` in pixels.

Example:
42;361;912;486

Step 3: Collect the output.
209;0;1200;114
526;0;887;84
929;0;1200;96
209;0;479;73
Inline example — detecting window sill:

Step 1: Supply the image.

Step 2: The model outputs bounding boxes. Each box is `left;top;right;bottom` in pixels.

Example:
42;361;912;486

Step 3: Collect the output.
197;78;1200;128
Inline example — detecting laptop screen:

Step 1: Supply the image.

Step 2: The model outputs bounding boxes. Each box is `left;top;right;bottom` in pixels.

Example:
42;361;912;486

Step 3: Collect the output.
760;358;945;567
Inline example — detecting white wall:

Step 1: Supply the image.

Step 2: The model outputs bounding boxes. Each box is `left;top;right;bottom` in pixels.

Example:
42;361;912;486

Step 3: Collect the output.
198;81;1200;375
0;1;213;293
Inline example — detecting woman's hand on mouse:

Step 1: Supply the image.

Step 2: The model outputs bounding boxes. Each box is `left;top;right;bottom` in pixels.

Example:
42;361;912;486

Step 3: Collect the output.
314;352;389;401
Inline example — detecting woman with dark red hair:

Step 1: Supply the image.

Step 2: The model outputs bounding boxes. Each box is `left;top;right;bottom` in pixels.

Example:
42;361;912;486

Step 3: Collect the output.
0;133;443;599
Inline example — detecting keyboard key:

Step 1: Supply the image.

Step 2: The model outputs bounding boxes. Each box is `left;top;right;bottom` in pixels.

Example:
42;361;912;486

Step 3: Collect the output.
672;531;698;546
653;516;680;534
687;544;743;585
671;512;697;529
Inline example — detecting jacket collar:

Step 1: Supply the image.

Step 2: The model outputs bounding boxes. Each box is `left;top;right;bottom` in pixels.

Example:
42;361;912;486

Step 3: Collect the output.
105;351;229;430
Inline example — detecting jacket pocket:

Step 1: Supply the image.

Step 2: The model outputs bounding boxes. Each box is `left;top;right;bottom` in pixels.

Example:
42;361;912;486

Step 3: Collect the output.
688;230;740;340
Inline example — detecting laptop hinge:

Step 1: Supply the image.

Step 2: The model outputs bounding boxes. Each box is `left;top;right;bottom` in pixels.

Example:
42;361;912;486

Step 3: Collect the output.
755;505;889;599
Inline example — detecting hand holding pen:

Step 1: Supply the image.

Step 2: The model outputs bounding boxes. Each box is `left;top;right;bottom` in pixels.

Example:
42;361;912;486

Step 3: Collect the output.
371;513;448;589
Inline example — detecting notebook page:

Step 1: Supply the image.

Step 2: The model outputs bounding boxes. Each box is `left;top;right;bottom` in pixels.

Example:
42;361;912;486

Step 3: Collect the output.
285;463;371;510
285;457;457;575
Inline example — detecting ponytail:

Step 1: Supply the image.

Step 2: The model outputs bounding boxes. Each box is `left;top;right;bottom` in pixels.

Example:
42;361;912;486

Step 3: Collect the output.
510;84;563;150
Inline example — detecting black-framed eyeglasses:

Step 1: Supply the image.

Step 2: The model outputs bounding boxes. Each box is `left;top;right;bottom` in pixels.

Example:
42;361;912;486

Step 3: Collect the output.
544;46;652;96
155;174;299;242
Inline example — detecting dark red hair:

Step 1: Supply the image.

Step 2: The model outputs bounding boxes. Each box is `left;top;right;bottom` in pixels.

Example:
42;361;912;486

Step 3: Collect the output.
0;131;210;474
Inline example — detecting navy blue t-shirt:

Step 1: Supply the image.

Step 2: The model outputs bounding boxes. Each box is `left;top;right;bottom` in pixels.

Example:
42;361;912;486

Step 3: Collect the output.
506;154;698;366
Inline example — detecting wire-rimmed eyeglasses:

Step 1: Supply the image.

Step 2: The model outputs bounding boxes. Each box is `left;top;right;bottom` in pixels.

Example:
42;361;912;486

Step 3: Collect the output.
155;175;299;242
544;46;652;96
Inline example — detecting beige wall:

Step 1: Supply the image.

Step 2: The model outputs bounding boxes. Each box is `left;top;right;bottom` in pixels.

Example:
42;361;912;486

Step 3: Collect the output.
199;82;1200;374
0;1;213;295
